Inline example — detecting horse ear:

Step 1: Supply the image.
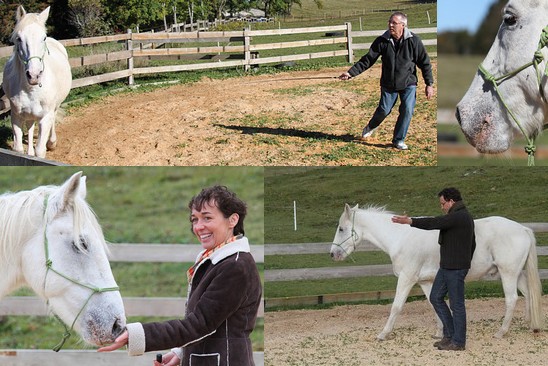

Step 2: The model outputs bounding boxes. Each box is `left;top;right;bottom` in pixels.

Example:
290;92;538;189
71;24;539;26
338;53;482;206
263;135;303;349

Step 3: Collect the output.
344;203;352;216
56;171;84;212
16;6;26;22
78;175;88;200
38;6;50;25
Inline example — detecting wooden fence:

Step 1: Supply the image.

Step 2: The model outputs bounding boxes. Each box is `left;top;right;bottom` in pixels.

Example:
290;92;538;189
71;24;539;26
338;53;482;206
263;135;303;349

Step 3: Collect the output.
0;244;264;365
0;24;437;90
265;223;548;307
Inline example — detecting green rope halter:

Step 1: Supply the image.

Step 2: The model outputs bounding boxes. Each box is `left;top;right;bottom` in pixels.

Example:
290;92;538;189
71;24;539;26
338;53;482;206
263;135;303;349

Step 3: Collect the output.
332;211;358;263
477;25;548;166
42;196;120;352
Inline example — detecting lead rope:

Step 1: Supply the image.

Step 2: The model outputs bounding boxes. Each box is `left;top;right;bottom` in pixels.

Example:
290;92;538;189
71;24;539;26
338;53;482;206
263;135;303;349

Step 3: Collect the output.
42;195;120;352
477;25;548;166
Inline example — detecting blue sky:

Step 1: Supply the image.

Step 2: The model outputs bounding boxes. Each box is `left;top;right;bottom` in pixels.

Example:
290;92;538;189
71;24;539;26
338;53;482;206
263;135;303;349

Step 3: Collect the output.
438;0;498;33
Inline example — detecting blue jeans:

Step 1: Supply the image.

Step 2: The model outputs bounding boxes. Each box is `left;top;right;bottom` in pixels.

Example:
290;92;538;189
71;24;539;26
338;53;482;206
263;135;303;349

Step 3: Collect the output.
367;85;417;144
429;268;469;346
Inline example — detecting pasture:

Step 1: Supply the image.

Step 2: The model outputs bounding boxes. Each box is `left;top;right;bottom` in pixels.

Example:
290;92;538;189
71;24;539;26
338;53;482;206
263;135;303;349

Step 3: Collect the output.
0;167;264;351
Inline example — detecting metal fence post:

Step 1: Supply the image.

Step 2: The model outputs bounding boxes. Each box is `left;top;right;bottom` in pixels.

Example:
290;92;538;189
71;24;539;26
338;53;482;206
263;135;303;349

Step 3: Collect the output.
127;29;134;86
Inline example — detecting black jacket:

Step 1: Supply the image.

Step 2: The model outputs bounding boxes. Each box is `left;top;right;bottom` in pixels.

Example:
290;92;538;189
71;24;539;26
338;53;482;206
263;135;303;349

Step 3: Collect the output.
348;28;434;91
411;201;476;270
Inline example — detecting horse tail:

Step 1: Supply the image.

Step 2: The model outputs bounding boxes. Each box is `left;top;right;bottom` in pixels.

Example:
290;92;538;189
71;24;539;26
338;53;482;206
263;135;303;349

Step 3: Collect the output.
524;228;543;332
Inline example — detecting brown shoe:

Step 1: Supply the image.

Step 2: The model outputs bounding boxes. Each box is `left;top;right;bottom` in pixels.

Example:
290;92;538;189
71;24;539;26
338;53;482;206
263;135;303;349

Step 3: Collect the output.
438;342;465;351
433;337;451;348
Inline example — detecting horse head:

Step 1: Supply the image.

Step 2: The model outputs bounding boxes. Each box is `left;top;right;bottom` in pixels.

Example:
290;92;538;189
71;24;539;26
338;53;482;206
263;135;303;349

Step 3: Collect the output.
330;203;360;261
12;6;50;86
456;0;548;155
18;172;126;347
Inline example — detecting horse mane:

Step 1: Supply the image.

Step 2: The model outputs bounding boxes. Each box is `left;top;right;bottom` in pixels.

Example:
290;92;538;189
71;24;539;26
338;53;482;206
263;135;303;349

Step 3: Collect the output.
0;185;107;265
357;204;395;216
11;13;46;43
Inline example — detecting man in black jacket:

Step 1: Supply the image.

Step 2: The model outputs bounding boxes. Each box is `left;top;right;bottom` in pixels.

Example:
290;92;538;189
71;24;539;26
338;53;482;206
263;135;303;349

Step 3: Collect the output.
339;11;434;150
391;188;476;351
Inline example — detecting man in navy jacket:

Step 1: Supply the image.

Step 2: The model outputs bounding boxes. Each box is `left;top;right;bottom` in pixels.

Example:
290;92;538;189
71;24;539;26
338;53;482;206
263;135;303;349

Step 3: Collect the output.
392;187;476;351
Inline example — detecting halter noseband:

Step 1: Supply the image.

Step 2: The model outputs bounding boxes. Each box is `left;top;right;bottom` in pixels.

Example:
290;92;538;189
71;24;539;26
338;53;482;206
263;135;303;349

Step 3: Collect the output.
42;195;120;352
332;211;359;263
477;25;548;166
16;37;50;87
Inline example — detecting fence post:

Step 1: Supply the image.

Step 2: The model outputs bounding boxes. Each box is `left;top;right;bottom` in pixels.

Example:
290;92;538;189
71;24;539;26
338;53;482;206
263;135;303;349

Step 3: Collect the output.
127;29;134;86
345;22;353;64
244;27;251;72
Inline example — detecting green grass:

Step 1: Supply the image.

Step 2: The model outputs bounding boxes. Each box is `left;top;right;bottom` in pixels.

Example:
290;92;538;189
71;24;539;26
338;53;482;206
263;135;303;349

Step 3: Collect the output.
437;54;484;109
0;167;264;350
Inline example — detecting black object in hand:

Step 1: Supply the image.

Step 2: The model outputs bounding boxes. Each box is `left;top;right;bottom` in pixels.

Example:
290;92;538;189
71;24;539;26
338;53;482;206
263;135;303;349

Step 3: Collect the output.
156;354;163;363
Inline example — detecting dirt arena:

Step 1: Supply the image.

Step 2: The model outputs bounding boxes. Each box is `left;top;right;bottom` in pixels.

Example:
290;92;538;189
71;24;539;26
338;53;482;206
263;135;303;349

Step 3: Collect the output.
47;63;437;166
265;296;548;366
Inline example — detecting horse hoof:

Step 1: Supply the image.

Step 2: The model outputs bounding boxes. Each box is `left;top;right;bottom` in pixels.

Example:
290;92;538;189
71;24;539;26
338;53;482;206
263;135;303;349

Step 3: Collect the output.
47;141;57;151
493;331;505;339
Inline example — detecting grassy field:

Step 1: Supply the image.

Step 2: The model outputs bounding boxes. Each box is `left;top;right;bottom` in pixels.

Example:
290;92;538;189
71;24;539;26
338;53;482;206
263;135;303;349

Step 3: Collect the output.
0;167;264;350
264;167;548;303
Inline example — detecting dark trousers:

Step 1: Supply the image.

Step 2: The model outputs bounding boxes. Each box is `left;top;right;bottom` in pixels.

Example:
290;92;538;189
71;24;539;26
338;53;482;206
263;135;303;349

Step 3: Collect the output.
429;268;469;346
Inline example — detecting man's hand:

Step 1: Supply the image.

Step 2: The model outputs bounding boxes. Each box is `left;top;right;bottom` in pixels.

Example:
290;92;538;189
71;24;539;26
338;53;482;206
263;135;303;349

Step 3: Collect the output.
339;72;352;80
425;85;434;100
391;215;412;225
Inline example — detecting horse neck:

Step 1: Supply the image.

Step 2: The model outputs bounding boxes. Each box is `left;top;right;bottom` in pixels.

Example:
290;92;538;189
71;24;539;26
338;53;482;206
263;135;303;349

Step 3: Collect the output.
355;210;405;256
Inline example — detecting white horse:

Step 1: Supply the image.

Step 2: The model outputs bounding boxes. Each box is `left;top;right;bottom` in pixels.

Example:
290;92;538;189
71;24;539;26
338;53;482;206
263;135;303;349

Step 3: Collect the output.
2;6;72;158
0;172;126;349
330;204;543;340
456;0;548;162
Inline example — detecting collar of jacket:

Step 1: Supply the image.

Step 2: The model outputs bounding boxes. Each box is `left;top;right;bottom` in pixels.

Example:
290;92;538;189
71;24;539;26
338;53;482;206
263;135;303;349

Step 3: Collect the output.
195;236;251;265
381;27;413;44
448;200;466;213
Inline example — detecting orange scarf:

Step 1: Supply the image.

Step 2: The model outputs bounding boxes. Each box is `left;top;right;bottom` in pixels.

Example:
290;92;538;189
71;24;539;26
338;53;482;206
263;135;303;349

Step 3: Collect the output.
186;235;239;284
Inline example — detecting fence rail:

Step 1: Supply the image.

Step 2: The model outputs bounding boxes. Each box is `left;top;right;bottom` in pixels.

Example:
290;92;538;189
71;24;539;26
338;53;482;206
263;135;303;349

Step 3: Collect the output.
0;25;437;91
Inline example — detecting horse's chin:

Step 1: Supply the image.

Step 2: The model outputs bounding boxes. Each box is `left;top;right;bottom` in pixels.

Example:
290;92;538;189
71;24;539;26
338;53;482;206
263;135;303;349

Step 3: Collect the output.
26;77;41;86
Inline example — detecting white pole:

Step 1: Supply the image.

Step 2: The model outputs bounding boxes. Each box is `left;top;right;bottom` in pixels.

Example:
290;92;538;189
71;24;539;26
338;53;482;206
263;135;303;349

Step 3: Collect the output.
426;11;431;25
293;201;297;231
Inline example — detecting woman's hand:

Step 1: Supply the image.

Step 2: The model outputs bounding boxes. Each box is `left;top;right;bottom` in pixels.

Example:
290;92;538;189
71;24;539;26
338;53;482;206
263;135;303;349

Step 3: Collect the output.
154;351;181;366
97;330;129;352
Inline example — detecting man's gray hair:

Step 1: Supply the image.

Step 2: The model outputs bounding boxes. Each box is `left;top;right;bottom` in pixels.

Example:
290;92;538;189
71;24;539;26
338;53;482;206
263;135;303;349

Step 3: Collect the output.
390;11;408;26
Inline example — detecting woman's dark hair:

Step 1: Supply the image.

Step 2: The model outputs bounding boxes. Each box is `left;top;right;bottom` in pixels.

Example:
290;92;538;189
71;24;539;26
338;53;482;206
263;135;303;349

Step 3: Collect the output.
438;187;463;202
188;185;247;235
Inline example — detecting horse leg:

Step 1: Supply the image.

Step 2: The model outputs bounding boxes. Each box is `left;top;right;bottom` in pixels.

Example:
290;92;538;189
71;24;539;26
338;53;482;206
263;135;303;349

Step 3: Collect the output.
517;271;530;323
27;122;36;156
10;115;25;154
377;273;416;341
495;272;519;338
419;281;443;339
35;113;54;158
47;112;57;151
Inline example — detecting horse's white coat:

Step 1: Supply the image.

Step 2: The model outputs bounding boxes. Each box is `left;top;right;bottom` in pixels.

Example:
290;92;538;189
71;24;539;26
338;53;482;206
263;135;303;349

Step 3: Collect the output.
456;0;548;153
331;204;543;340
0;172;126;346
2;6;72;158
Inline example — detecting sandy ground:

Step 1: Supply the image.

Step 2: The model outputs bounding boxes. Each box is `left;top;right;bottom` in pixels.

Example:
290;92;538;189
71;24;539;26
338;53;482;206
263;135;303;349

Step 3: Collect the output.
45;63;437;166
264;296;548;366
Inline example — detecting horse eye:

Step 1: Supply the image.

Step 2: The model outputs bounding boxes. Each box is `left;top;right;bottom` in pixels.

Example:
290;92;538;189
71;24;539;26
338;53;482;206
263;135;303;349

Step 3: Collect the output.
71;237;88;253
338;227;343;232
503;14;517;26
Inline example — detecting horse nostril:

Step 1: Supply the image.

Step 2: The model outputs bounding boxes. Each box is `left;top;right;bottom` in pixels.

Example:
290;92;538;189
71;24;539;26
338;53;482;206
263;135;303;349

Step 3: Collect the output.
455;107;462;126
112;318;125;338
26;70;32;79
330;252;334;258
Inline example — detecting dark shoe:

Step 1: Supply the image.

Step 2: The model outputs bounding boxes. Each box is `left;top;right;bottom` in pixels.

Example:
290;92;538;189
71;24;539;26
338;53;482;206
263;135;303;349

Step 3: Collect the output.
433;337;451;348
438;342;465;351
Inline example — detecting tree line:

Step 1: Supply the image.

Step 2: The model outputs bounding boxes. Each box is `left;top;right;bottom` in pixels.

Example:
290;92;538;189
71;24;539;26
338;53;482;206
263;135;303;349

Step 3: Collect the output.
0;0;323;44
438;0;504;55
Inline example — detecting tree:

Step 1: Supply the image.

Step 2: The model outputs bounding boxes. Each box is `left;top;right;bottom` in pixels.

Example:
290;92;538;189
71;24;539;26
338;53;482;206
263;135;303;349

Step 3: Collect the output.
67;0;110;37
102;0;165;32
0;0;51;44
